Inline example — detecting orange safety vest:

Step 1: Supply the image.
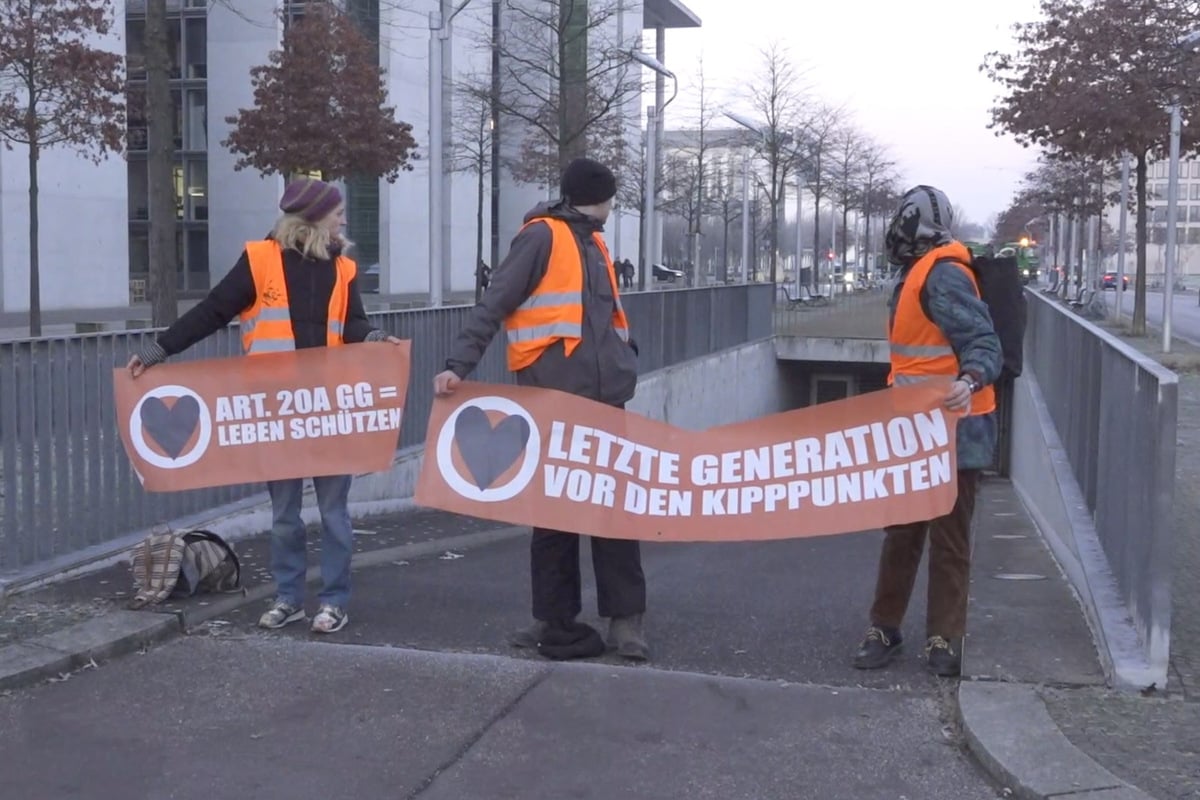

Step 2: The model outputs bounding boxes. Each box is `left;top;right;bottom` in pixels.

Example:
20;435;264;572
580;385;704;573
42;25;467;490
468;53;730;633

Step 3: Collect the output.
888;241;996;416
238;240;356;356
504;217;630;371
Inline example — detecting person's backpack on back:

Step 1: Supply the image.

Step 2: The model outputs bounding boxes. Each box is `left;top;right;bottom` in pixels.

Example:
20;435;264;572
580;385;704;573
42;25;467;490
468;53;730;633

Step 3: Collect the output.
127;526;242;610
957;253;1027;381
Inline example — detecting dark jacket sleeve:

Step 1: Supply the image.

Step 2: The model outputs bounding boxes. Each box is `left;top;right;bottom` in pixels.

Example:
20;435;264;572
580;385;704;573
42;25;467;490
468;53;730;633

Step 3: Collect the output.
444;222;553;378
921;261;1003;386
342;277;385;344
140;254;257;366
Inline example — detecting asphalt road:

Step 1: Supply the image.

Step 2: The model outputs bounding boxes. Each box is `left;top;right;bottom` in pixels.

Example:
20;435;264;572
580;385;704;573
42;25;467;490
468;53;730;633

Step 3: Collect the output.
0;510;1011;799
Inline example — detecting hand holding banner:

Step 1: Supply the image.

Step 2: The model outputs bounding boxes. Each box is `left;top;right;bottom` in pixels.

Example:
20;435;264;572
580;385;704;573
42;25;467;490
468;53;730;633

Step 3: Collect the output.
113;341;412;492
416;380;961;542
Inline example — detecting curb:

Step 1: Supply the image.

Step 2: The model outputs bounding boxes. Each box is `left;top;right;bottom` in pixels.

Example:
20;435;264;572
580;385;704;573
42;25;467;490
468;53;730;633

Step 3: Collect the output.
957;681;1155;800
0;525;529;693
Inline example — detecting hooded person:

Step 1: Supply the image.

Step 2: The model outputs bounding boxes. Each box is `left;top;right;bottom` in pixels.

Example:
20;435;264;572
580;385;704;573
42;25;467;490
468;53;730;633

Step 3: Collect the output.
852;185;1004;678
433;157;650;661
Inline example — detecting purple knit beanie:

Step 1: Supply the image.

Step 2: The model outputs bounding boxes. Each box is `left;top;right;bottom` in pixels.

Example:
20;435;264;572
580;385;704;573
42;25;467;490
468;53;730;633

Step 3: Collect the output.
280;177;343;224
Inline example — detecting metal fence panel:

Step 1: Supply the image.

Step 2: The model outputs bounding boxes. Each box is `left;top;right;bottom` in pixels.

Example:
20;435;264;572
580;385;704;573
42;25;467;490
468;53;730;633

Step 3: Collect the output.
0;285;771;579
1025;290;1177;664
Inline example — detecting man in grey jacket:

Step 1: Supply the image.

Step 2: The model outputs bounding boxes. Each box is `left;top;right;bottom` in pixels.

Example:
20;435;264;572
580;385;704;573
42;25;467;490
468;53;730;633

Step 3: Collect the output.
433;158;649;661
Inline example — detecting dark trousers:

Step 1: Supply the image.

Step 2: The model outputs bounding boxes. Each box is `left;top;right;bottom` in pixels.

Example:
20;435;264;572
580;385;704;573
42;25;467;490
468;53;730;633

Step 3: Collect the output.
868;470;980;639
530;528;646;622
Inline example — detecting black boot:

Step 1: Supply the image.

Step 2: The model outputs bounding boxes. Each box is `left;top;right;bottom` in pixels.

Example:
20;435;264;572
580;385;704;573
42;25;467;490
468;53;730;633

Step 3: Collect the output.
924;635;961;677
606;614;649;661
853;625;903;670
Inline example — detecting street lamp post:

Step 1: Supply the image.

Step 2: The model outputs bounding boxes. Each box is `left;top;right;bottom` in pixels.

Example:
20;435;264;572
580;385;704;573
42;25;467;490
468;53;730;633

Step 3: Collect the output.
1165;97;1181;353
630;49;677;292
428;0;473;307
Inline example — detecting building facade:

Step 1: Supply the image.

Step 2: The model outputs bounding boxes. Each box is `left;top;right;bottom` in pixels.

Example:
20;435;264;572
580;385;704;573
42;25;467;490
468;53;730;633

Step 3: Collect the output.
0;0;700;314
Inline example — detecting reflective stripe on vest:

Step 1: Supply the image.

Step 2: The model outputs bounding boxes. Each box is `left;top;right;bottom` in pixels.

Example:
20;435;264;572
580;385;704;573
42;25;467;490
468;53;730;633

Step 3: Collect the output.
238;240;357;357
504;217;630;371
888;240;996;416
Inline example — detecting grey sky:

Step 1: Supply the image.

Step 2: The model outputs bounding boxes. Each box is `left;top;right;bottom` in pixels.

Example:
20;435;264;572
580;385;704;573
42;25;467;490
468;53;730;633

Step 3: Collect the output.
653;0;1044;226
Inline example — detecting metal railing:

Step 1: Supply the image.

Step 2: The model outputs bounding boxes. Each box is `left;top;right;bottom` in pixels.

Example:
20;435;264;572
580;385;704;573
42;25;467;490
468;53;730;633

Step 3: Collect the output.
1024;289;1177;670
0;285;772;579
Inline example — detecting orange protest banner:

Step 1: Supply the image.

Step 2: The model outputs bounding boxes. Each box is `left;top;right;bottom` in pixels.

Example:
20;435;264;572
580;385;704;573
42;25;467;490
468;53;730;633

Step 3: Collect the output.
415;380;961;542
113;342;411;492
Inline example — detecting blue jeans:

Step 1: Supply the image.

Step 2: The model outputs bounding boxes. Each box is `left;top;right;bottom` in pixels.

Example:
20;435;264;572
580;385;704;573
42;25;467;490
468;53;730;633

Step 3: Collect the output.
266;475;354;609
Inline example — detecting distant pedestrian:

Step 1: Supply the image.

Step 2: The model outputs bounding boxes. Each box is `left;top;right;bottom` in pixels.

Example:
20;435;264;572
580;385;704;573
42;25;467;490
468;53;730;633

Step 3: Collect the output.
433;157;650;661
852;185;1003;678
127;176;404;636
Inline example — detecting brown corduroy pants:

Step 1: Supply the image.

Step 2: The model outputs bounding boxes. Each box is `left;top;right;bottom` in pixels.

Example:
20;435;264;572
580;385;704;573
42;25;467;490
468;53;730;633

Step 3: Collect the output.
868;470;980;639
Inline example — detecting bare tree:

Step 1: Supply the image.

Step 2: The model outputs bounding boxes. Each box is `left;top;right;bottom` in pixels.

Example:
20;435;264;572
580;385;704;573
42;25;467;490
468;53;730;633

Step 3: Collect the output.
797;103;843;288
856;140;897;276
677;57;718;284
451;79;493;302
495;0;639;184
747;42;807;285
707;153;743;282
826;123;865;270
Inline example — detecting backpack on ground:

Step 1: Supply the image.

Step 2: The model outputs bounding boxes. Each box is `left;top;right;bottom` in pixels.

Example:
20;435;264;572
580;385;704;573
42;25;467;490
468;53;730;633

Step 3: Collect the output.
961;253;1027;381
127;527;242;610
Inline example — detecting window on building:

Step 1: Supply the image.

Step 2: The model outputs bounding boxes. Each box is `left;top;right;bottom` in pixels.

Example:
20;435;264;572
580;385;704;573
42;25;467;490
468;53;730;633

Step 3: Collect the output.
129;234;149;278
1189;228;1200;245
1191;183;1200;201
1150;225;1166;245
126;19;146;78
173;163;185;219
1154;182;1167;200
1153;206;1168;222
128;160;149;221
184;17;206;78
186;159;208;221
186;229;210;289
185;88;206;150
1191;205;1200;223
168;18;182;78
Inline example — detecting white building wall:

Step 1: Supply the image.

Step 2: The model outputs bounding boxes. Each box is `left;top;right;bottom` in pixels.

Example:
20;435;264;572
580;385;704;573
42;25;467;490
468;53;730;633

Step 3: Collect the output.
205;0;282;281
0;0;129;314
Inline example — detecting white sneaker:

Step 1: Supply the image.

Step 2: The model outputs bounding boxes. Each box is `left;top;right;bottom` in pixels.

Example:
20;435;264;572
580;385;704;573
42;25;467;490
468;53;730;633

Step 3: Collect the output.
311;604;348;634
258;599;305;630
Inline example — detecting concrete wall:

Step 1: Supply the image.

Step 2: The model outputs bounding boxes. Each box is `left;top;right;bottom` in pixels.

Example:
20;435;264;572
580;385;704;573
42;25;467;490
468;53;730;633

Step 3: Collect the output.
1010;371;1161;690
0;0;129;314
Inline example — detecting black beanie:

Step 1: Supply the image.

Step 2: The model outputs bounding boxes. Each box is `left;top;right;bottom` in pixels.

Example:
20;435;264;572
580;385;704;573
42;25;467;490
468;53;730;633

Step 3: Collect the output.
560;157;617;207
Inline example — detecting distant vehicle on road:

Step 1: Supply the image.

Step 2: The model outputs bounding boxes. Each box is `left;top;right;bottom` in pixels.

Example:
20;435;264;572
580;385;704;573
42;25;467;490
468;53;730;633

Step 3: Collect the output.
652;264;685;283
1102;272;1129;291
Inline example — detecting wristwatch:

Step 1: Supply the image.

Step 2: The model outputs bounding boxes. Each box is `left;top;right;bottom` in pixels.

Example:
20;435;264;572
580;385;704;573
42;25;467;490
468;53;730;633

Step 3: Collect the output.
958;374;982;394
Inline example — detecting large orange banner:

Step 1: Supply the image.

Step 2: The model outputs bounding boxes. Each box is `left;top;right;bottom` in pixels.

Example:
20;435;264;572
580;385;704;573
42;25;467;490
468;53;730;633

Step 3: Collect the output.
114;342;411;492
416;380;961;542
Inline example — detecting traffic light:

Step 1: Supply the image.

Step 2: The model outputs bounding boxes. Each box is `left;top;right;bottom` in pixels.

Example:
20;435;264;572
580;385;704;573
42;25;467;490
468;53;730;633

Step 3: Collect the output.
1019;237;1030;247
826;250;835;261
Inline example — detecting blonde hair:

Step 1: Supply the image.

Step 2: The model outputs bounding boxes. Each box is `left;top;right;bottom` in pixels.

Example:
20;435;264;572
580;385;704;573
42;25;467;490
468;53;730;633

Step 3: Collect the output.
270;213;353;261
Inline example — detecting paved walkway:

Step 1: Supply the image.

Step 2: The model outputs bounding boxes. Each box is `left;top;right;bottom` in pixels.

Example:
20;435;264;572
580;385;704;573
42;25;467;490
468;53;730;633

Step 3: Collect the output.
1;476;1163;798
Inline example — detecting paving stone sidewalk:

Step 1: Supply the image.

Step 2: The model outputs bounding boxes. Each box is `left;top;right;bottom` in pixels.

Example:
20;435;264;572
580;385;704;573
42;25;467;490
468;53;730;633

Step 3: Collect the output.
1034;314;1200;799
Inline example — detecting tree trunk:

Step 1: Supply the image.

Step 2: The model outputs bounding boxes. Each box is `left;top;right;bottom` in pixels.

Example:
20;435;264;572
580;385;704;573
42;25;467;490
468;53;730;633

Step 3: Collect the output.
27;138;40;338
489;0;502;273
721;206;730;282
840;204;850;274
146;0;178;326
475;157;485;303
558;0;588;169
1132;151;1148;335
